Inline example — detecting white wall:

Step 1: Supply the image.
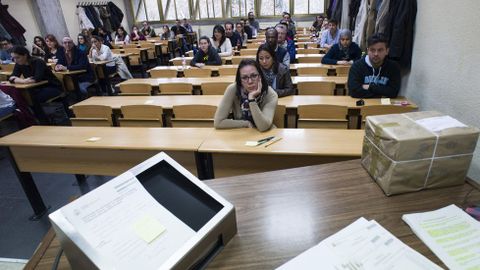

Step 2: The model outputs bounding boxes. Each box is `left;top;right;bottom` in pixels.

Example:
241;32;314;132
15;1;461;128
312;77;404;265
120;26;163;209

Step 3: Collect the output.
2;0;41;48
60;0;130;38
401;0;480;183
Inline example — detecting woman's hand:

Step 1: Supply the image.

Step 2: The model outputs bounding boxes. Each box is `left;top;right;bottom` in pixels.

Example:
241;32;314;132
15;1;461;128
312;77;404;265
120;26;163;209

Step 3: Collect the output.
248;80;262;100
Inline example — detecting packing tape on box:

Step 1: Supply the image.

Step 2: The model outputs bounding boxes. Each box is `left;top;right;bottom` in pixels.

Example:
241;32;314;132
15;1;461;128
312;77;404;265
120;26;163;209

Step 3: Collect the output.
365;114;473;188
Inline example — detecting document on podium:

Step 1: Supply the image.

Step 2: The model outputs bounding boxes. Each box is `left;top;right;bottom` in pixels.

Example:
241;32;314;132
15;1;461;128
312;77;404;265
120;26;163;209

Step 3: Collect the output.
60;172;196;270
402;204;480;270
277;218;441;270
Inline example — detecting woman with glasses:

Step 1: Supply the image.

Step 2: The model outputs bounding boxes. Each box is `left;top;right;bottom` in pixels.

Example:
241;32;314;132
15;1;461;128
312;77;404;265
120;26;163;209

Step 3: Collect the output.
256;44;293;97
214;59;278;132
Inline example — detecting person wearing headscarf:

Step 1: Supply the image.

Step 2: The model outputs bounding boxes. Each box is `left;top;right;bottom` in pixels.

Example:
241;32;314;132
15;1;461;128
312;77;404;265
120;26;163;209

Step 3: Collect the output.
321;29;362;65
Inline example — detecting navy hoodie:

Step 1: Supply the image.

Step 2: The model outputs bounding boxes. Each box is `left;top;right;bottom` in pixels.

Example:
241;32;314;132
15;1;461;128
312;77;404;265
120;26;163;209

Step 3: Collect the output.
348;56;401;98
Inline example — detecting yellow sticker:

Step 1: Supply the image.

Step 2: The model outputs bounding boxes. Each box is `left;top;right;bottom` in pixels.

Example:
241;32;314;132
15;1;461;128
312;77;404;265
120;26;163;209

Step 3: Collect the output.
132;215;166;244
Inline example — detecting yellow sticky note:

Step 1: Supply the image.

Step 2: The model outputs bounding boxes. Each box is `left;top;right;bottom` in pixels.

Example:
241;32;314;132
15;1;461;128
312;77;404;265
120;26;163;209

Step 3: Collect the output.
381;98;391;105
245;141;258;147
85;137;101;142
133;215;166;243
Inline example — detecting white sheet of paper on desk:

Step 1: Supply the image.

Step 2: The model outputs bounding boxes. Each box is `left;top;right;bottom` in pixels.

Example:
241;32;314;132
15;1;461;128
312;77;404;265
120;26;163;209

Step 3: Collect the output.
415;116;467;132
85;137;101;142
277;217;441;270
381;98;391;105
60;172;195;270
144;100;154;105
402;204;480;270
245;141;259;147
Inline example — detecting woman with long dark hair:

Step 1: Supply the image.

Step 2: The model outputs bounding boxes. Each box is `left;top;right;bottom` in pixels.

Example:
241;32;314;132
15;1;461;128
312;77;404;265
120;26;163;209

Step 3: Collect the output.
256;44;294;97
114;26;131;44
214;58;278;131
209;24;232;57
31;36;48;59
190;36;222;67
77;34;91;54
9;46;62;123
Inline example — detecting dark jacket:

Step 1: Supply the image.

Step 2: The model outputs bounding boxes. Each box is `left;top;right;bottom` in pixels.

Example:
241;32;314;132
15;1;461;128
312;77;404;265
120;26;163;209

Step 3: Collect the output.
10;58;62;88
321;42;362;64
56;47;94;83
171;25;187;36
45;46;66;62
285;39;296;64
244;25;253;39
99;6;113;32
348;56;401;98
190;46;222;66
272;63;294;97
388;0;417;68
275;46;288;65
227;32;242;48
107;2;124;30
84;6;102;28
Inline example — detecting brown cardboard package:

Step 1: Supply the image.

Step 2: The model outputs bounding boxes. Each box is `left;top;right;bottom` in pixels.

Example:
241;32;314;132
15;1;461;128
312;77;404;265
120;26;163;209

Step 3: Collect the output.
361;111;479;196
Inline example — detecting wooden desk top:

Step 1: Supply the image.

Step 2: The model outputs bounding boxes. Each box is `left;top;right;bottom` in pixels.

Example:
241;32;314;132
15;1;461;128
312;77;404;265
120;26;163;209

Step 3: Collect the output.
117;76;237;87
147;63;347;73
55;69;86;75
198;128;364;157
291;76;347;85
170;55;256;62
0;126;213;151
118;76;346;87
278;95;418;109
204;160;479;269
0;80;48;89
72;95;224;109
72;95;417;110
25;160;479;269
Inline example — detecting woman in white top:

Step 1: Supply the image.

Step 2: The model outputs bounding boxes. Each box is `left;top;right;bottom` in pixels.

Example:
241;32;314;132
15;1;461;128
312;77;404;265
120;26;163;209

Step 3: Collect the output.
209;24;232;57
114;26;130;44
90;35;116;95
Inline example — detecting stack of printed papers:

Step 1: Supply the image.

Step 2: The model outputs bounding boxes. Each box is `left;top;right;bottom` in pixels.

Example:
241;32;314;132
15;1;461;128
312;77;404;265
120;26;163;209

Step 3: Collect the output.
277;217;441;270
402;204;480;270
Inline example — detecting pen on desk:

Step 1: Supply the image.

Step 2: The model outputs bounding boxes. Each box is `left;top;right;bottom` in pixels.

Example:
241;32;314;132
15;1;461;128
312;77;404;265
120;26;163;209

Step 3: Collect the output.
264;137;282;148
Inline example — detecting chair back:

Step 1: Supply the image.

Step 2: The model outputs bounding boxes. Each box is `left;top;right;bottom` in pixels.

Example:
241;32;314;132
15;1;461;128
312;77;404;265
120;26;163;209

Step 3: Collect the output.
297;104;348;129
246;43;261;49
297;56;323;63
297;48;320;54
119;105;163;127
360;105;415;129
71;105;113;126
159;82;193;95
273;105;287;128
335;66;350;76
239;49;257;56
171;104;217;127
184;68;212;77
201;82;231;95
149;69;178;78
297;81;336;95
218;67;238;76
119;83;152;96
296;67;329;76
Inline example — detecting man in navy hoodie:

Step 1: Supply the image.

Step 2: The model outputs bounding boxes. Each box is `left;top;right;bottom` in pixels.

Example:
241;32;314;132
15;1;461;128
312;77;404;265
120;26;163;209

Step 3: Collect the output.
348;33;401;98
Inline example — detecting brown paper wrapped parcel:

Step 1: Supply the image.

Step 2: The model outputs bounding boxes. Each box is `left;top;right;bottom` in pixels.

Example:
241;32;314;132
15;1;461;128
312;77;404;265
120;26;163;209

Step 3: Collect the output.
361;111;479;196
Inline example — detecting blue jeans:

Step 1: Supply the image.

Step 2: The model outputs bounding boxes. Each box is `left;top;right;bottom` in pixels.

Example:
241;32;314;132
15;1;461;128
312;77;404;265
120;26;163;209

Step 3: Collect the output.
0;105;15;118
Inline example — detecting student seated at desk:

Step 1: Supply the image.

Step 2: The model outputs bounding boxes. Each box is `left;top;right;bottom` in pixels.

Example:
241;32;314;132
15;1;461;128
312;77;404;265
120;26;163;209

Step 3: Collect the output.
214;59;278;132
348;33;401;98
9;46;62;123
90;35;117;95
31;36;48;59
210;25;233;57
55;37;94;99
114;26;130;44
77;34;91;54
44;34;65;63
321;29;362;65
0;39;14;64
319;19;340;49
130;26;146;41
190;36;222;68
256;44;294;97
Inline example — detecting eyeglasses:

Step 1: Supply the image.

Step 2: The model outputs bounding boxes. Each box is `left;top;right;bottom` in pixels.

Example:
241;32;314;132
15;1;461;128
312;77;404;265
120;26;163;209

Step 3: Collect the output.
240;73;259;82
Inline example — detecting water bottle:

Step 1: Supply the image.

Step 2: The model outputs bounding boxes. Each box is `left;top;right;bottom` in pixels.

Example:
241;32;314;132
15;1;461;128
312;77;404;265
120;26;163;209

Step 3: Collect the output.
181;55;186;70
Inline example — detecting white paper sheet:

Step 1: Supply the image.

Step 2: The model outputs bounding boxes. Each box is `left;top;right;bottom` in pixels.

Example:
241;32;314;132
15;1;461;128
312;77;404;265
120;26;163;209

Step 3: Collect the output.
278;218;441;270
61;172;195;270
403;204;480;270
416;116;467;133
